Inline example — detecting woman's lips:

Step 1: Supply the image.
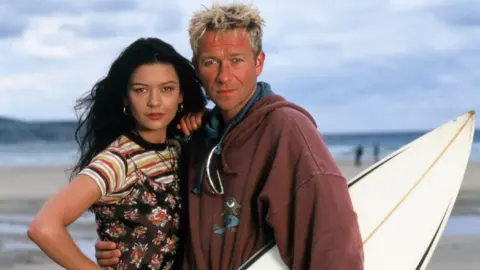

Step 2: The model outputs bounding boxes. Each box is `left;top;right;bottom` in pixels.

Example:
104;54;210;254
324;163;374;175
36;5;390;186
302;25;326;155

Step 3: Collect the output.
147;113;165;120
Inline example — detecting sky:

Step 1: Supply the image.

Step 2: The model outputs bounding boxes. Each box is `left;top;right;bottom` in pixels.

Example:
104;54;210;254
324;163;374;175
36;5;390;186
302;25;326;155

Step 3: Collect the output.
0;0;479;133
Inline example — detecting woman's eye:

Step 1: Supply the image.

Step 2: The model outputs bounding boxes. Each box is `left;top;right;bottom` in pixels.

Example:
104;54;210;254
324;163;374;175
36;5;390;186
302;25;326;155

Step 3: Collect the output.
134;88;147;93
161;87;174;92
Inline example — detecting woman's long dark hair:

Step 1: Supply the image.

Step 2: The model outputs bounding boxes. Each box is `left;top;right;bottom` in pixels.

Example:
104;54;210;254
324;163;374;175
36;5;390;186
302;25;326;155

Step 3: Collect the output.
70;37;206;180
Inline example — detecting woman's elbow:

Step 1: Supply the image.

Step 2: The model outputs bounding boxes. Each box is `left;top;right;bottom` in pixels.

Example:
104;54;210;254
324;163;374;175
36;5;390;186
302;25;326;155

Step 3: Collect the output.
27;218;54;244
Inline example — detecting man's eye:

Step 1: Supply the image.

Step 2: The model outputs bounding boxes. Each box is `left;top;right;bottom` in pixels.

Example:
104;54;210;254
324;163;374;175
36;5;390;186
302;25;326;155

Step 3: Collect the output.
204;59;216;66
232;58;243;63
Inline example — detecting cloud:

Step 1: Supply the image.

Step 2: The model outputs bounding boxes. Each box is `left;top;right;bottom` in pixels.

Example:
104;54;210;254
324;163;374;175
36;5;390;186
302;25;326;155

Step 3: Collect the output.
429;0;480;27
273;49;480;132
4;2;185;59
0;0;139;39
0;16;27;38
255;0;480;131
5;0;138;16
0;0;478;132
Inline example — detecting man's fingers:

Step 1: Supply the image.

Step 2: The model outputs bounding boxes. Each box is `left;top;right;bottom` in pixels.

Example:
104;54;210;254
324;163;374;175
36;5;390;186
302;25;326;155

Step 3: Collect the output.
95;240;116;250
98;257;120;267
95;249;121;260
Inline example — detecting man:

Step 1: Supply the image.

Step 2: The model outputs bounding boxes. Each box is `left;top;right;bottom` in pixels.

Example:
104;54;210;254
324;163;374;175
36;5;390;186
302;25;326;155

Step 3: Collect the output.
96;3;364;269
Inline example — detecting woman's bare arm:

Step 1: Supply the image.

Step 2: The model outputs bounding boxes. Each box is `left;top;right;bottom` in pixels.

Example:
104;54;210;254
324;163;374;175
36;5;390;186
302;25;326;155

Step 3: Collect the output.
28;174;102;269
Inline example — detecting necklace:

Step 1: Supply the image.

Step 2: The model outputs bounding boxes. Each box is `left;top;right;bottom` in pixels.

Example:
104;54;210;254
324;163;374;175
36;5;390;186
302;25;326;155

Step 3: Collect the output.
154;143;176;172
127;129;178;179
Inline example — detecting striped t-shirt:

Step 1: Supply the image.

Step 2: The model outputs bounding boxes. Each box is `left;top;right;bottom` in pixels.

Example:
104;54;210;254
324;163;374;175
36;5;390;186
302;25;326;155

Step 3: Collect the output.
80;131;181;204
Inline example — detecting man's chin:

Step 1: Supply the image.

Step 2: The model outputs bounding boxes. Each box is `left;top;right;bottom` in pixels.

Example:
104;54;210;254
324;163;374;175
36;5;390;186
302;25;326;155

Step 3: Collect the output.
212;98;238;110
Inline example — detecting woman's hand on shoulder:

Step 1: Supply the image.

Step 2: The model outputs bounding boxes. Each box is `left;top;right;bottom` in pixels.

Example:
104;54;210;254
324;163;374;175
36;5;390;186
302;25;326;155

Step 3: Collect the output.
177;109;207;136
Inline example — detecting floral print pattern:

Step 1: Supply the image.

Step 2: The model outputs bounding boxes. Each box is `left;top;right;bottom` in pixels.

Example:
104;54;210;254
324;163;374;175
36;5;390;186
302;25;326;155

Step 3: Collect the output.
92;167;182;269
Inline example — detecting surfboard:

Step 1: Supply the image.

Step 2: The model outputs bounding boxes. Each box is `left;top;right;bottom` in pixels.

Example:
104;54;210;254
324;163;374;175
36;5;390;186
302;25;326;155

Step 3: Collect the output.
238;110;476;270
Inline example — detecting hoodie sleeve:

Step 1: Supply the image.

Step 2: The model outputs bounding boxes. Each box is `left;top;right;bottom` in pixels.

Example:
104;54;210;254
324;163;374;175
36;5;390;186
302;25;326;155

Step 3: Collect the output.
262;108;364;270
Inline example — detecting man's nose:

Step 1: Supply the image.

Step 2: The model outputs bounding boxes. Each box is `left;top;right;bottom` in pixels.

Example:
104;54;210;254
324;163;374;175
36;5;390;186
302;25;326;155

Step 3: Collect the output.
217;62;232;84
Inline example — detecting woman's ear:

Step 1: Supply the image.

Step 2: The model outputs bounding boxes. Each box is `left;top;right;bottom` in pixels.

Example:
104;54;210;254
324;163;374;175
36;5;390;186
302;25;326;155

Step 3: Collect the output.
178;95;184;105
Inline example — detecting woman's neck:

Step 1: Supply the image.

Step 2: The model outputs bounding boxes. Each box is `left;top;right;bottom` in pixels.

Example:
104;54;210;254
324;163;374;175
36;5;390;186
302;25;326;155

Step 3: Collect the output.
134;127;167;144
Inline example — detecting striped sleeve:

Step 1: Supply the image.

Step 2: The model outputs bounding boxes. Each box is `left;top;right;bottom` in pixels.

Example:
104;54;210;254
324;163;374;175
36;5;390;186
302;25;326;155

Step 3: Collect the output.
78;148;128;197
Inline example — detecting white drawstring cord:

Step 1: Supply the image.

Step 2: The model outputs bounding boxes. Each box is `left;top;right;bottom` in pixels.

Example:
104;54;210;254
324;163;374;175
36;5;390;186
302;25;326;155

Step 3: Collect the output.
206;144;224;195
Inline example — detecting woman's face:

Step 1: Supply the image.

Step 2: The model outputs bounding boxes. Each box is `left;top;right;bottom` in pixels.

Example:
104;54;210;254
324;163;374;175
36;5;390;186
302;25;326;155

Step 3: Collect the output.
126;63;183;140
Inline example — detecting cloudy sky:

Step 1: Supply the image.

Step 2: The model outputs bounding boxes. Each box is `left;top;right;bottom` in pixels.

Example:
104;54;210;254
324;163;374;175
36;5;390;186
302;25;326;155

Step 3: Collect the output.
1;0;479;132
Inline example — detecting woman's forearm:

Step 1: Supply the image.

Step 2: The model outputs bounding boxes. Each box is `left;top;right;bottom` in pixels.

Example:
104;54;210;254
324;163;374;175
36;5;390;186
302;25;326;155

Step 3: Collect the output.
28;221;100;270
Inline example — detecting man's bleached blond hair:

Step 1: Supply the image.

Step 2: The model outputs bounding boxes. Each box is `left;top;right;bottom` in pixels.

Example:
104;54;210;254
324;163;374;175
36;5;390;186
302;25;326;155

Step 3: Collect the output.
189;3;265;56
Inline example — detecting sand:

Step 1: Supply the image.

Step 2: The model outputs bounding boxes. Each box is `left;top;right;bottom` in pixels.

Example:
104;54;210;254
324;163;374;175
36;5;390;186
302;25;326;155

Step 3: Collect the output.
0;161;479;270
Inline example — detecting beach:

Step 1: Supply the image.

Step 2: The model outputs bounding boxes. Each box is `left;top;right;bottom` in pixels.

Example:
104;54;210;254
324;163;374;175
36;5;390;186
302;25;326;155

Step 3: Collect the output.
0;161;479;270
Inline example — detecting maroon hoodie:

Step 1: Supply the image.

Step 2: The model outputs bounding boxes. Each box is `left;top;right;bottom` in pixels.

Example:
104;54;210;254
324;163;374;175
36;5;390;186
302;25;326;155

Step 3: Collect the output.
181;95;364;269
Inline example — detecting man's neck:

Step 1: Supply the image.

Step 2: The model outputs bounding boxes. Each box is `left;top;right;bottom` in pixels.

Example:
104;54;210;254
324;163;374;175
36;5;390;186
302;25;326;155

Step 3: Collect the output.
220;86;258;125
220;109;239;125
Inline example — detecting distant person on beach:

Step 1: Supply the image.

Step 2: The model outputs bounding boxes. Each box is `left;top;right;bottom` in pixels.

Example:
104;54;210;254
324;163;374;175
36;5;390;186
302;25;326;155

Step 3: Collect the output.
94;3;364;269
355;144;364;166
373;144;380;162
27;37;206;269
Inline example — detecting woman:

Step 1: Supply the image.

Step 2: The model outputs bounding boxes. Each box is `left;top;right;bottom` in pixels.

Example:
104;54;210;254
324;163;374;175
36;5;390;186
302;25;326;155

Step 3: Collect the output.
28;37;206;269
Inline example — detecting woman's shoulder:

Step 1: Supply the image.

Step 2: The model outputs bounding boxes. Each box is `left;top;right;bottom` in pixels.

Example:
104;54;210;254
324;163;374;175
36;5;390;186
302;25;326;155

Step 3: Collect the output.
167;138;183;154
97;135;135;158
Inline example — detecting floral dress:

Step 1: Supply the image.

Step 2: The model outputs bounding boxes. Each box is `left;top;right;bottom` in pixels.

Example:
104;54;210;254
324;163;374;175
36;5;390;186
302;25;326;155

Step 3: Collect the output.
81;133;183;270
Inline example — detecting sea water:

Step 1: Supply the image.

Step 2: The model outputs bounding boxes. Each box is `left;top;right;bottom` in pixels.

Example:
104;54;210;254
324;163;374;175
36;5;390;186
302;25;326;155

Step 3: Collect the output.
0;130;479;166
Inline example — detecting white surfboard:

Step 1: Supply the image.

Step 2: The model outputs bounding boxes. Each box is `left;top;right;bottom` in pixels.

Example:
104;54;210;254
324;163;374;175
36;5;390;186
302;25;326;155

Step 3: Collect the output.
239;110;476;270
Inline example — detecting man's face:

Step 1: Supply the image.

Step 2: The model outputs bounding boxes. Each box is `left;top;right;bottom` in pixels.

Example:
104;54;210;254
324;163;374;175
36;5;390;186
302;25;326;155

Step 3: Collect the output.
194;28;265;121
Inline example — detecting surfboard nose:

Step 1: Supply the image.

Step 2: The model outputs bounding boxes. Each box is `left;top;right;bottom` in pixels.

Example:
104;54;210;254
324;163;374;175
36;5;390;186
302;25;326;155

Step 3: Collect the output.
466;110;476;125
455;110;476;124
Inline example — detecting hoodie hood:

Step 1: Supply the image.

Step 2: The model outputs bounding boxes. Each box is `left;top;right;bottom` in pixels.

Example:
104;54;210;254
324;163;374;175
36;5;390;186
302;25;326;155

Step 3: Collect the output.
219;93;317;173
192;81;317;194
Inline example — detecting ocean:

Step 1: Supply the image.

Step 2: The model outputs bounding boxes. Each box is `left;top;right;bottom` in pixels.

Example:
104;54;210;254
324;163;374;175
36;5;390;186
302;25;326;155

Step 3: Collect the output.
0;117;479;166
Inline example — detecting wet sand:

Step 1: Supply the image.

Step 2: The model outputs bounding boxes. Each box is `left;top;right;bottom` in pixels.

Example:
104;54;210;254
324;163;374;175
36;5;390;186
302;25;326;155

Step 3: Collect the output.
0;161;479;269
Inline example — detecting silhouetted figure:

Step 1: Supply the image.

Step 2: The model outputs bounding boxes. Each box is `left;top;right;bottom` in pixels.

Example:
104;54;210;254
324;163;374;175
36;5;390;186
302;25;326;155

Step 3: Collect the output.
373;144;380;162
354;145;364;166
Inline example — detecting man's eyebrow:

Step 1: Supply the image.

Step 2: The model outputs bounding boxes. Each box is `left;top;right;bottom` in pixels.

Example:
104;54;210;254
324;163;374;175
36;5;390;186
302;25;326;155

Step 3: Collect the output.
229;53;246;57
199;53;246;61
199;55;217;61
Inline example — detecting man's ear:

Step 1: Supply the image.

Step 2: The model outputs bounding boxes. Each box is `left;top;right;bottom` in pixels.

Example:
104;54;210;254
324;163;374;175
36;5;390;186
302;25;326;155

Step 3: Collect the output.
192;56;198;69
255;51;265;76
